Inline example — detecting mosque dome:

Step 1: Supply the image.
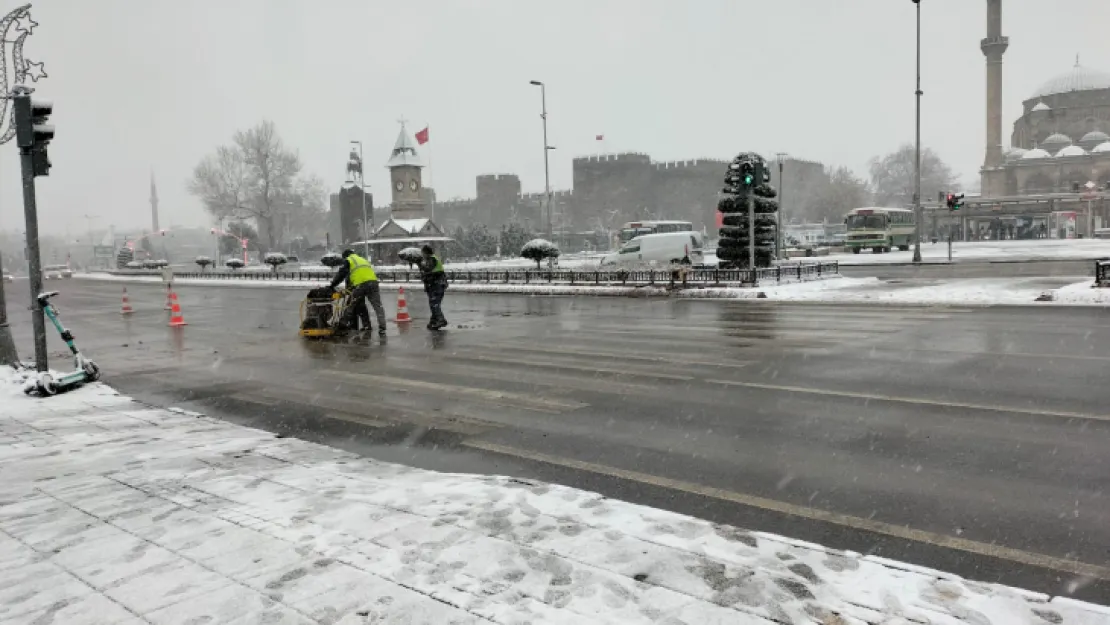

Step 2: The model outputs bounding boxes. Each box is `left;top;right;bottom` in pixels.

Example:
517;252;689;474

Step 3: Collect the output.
1031;102;1051;112
1022;148;1052;159
1030;65;1110;99
1056;145;1087;157
1003;147;1027;161
1040;133;1073;151
1079;131;1110;149
1092;142;1110;154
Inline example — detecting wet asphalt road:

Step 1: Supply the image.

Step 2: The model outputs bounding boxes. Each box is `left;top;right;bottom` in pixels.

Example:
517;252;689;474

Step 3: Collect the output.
6;278;1110;602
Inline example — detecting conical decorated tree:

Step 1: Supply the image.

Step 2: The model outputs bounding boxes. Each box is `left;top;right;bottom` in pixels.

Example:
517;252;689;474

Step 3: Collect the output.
717;152;779;269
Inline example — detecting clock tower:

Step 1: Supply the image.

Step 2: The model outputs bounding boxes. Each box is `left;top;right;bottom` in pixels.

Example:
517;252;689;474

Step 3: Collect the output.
385;123;427;220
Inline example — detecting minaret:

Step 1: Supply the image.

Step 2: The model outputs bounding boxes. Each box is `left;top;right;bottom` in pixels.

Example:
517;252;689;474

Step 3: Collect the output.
149;172;160;232
981;0;1009;196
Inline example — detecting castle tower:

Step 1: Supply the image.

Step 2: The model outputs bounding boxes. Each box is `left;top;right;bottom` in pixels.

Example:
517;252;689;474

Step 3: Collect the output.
385;122;426;220
980;0;1009;197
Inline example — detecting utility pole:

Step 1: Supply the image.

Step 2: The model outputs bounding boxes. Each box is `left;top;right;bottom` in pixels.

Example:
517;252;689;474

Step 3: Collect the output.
13;87;55;371
911;0;924;263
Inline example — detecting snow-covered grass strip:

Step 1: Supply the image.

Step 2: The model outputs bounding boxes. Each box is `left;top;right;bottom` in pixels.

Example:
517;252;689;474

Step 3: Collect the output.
1;368;1107;623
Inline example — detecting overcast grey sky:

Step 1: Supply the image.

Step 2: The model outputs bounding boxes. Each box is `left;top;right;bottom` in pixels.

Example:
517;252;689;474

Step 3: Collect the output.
2;0;1108;236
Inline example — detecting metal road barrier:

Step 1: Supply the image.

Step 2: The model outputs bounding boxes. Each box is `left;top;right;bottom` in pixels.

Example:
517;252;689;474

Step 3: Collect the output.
104;261;839;289
1097;259;1110;288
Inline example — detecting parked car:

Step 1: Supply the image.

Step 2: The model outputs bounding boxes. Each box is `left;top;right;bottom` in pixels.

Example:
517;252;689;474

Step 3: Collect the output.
600;232;705;267
2;273;12;282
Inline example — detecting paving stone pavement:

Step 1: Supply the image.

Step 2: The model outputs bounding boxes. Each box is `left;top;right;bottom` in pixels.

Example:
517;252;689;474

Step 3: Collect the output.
2;377;1109;624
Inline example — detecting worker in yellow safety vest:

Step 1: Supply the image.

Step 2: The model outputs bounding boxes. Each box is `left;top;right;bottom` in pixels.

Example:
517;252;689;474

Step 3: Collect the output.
330;249;387;336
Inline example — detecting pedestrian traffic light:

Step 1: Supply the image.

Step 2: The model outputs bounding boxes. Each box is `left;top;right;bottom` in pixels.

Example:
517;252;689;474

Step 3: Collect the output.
13;93;54;177
946;193;965;211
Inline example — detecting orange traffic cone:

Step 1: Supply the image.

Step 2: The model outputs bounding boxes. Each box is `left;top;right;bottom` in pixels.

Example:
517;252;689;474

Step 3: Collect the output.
120;287;134;315
168;290;187;327
164;284;173;311
395;287;412;323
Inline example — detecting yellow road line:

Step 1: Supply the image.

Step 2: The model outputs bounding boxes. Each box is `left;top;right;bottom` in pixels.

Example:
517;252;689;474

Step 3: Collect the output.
464;440;1110;580
704;379;1109;422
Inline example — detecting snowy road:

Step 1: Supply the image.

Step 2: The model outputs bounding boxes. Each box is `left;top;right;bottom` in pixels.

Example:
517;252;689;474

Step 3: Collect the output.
5;280;1110;604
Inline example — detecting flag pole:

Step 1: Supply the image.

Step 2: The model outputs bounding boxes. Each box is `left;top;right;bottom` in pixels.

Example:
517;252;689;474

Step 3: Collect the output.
425;123;435;222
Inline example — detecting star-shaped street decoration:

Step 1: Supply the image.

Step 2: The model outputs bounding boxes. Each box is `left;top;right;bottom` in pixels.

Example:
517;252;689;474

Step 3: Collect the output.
14;13;37;36
22;59;47;82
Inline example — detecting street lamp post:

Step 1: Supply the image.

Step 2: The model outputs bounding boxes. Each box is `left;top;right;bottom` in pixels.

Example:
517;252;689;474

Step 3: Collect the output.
912;0;924;263
529;80;553;241
350;140;370;259
775;153;787;259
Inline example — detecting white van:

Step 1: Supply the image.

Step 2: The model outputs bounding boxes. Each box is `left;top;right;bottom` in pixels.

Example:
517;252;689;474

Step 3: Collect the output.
601;231;705;267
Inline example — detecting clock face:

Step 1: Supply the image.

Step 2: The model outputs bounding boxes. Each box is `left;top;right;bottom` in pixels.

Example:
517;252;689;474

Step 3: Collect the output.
395;180;404;192
410;180;419;192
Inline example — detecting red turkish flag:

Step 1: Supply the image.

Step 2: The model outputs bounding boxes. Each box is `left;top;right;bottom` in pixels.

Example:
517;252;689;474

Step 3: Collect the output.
415;126;429;145
595;134;604;141
715;212;724;228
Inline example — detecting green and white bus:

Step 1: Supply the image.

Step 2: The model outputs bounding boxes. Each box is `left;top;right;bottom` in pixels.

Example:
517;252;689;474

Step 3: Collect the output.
844;207;915;254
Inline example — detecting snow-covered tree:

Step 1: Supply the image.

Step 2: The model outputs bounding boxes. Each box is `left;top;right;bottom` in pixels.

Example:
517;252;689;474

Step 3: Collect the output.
398;247;422;268
195;256;212;271
264;252;288;273
225;258;244;271
319;252;343;268
520;238;560;269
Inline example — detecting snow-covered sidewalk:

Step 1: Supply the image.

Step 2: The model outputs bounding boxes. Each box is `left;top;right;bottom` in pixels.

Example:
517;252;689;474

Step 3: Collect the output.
2;371;1107;624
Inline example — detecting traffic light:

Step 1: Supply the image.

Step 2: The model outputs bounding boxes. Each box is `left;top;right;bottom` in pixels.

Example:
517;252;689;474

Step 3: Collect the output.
13;94;54;177
946;193;965;211
725;161;756;189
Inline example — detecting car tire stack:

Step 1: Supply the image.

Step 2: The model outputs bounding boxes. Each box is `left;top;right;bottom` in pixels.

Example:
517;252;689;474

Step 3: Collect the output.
717;152;779;269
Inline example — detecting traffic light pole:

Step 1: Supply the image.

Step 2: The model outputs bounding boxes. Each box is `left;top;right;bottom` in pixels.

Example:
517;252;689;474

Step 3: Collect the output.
13;90;50;372
747;194;755;270
19;141;47;372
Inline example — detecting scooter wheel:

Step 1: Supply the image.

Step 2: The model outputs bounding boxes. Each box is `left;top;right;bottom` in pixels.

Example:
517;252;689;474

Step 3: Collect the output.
38;374;58;396
83;362;101;382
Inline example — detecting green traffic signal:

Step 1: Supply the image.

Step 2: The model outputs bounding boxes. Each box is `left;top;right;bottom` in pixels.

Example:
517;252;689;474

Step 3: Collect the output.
743;174;753;185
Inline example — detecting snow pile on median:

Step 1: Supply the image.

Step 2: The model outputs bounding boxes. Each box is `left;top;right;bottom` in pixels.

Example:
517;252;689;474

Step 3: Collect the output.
2;369;1108;624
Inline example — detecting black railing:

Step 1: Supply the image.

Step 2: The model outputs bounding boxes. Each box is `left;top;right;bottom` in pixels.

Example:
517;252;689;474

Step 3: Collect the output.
104;261;839;288
1097;259;1110;288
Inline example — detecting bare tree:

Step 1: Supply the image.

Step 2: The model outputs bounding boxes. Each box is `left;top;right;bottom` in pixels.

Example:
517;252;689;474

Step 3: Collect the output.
869;144;960;208
188;121;307;251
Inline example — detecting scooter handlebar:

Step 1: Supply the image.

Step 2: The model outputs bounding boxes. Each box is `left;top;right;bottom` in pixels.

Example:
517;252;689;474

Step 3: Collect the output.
36;291;60;303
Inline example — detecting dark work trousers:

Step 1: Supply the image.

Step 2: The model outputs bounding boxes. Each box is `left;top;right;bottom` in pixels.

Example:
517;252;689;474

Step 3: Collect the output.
426;281;448;326
342;281;387;333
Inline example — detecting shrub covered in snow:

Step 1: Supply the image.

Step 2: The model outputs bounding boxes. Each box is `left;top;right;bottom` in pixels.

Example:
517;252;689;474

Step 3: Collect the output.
195;256;213;271
264;252;288;273
225;258;244;270
398;247;422;268
319;252;344;268
520;238;560;269
125;261;142;269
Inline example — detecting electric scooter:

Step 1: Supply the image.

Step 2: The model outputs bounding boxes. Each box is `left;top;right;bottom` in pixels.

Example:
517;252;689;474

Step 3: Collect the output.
27;291;100;396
